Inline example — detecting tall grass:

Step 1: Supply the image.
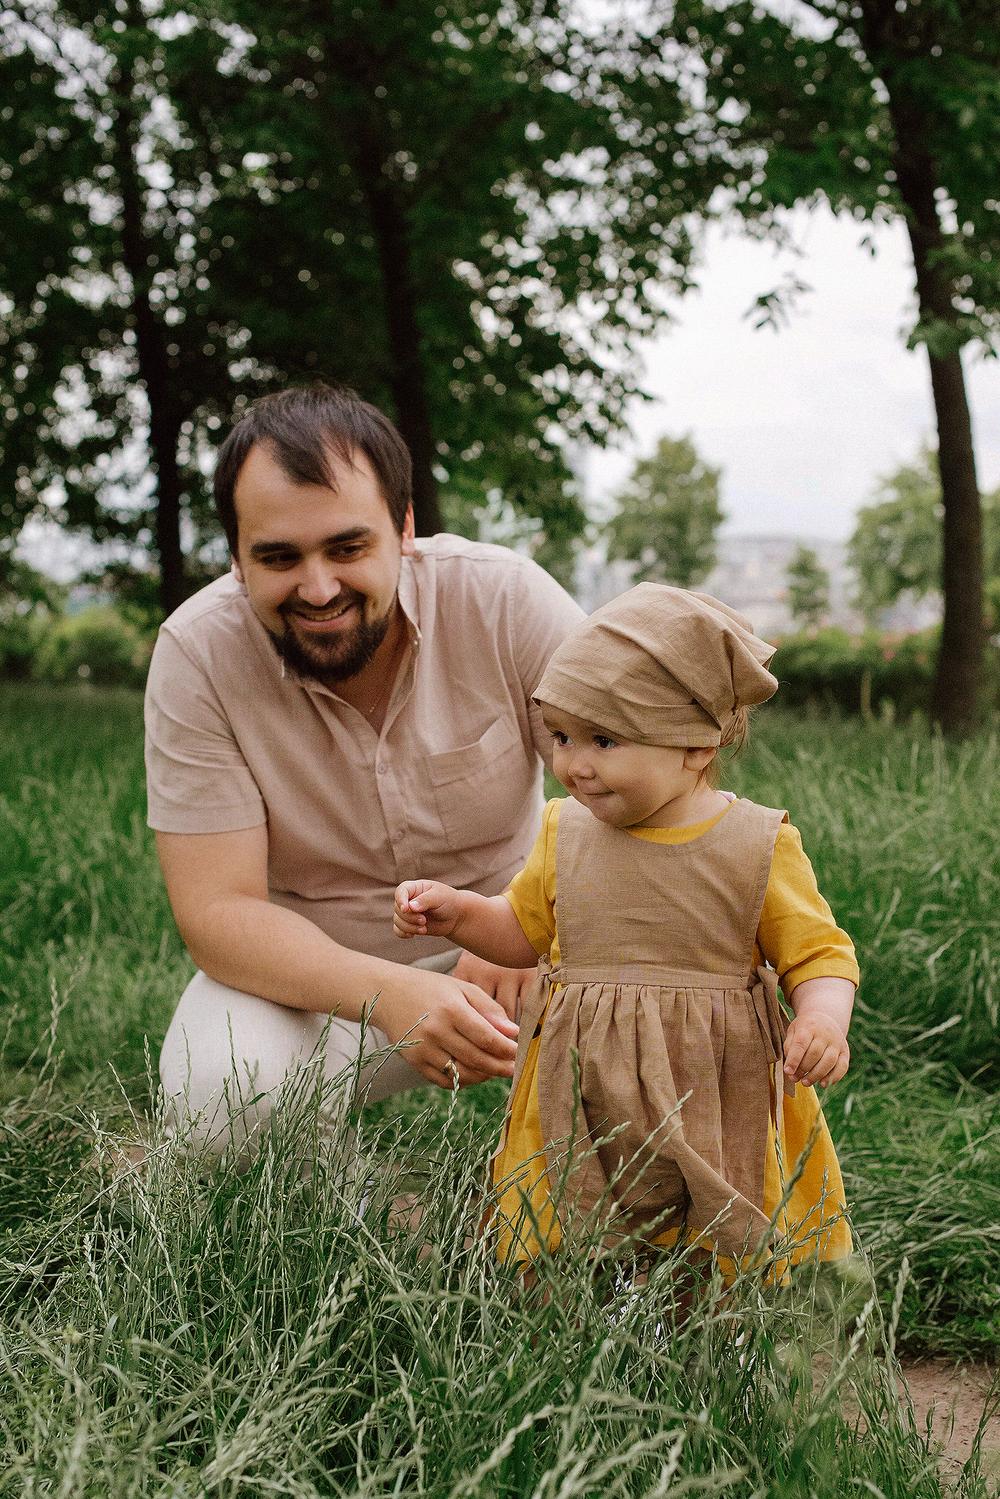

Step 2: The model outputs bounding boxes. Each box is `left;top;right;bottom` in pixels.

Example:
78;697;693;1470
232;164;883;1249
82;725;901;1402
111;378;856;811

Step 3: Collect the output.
1;685;998;1490
1;1051;989;1497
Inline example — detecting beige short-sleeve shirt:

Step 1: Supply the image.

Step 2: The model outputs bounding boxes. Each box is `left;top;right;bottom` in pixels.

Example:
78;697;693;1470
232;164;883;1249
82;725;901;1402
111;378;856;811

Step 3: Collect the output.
145;535;583;963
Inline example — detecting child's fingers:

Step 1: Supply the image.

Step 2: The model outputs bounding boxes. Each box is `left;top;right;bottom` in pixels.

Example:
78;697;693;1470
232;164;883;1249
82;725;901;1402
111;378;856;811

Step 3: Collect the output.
816;1045;850;1088
393;913;425;938
394;880;430;914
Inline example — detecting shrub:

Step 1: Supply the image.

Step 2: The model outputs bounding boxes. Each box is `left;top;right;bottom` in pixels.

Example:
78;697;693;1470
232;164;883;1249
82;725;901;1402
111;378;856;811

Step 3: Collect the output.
0;608;47;681
774;626;999;717
31;606;152;688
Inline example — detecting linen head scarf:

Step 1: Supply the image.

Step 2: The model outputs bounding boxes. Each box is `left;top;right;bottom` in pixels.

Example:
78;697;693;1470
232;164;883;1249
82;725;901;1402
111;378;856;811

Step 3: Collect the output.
533;583;779;747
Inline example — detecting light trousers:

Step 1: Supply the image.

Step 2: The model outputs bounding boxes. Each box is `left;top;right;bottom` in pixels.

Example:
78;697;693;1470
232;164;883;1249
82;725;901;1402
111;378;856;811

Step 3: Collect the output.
158;950;458;1161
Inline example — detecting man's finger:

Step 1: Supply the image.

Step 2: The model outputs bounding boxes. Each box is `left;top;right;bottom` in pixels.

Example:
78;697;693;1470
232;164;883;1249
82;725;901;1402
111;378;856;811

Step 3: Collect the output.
457;984;520;1042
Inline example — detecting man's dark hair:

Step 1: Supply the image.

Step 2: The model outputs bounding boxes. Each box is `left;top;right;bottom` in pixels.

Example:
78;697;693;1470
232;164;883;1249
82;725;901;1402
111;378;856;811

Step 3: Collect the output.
213;384;413;553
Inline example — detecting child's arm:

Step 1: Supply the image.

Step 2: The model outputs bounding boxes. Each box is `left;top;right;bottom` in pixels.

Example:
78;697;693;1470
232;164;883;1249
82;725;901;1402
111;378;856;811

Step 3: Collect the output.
394;880;539;969
782;977;854;1089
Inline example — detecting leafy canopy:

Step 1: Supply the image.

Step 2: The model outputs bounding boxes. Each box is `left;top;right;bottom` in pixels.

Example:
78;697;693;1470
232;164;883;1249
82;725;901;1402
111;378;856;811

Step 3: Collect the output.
604;434;725;589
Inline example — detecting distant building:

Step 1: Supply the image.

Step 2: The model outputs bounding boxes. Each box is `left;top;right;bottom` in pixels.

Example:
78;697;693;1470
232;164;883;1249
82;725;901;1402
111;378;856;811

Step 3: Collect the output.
574;534;941;636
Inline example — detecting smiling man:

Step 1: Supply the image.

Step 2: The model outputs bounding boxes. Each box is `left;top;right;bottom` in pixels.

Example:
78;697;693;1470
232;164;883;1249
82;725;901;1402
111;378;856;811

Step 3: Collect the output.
147;384;582;1158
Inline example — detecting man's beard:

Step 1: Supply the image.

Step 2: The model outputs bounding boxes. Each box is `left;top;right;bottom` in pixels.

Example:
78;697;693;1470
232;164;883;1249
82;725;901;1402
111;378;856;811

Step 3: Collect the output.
268;594;393;687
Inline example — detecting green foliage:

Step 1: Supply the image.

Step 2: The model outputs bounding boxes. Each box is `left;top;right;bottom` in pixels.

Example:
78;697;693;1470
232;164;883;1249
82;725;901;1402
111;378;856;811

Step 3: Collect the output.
849;450;1000;624
667;0;1000;353
31;607;152;688
785;545;831;630
604;434;725;587
0;0;723;604
773;628;946;717
0;552;65;681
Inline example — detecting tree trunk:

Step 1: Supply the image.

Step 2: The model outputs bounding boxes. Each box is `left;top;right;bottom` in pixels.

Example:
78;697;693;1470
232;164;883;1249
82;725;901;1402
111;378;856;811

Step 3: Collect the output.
349;121;443;536
864;4;985;732
111;58;188;618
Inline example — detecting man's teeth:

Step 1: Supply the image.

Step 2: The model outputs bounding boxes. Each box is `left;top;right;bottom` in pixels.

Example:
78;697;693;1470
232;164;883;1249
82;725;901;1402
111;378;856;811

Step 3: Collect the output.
297;602;353;621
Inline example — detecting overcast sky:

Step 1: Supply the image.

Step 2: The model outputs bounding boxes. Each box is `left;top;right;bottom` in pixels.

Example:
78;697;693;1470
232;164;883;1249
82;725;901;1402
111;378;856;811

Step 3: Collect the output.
583;205;1000;542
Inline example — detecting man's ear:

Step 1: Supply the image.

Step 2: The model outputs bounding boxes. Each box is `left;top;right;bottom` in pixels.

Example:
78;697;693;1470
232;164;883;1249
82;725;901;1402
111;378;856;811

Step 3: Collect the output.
231;557;244;584
401;503;417;555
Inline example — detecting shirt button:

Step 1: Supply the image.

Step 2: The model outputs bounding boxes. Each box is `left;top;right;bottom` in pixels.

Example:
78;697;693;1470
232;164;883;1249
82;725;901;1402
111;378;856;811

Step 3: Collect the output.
376;762;387;775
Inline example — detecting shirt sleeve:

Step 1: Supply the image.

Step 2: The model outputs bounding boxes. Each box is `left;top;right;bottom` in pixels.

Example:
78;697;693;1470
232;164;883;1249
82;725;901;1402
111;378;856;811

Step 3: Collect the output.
502;797;560;955
757;822;860;993
503;557;585;768
144;627;267;833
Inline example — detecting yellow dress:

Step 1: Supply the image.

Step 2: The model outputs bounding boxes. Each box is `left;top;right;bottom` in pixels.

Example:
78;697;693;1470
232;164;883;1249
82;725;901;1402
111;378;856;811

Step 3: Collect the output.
491;796;859;1272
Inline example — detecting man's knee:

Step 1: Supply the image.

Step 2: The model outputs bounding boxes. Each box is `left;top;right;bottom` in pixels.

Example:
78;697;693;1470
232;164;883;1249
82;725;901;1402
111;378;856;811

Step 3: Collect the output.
158;970;428;1161
159;972;348;1159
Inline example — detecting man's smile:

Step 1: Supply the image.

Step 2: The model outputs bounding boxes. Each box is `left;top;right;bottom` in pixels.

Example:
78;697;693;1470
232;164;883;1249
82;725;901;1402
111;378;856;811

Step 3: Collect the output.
286;600;358;633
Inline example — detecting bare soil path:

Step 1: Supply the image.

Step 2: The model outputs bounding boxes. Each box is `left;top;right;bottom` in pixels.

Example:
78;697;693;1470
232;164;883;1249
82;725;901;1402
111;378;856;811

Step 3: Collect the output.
899;1360;999;1484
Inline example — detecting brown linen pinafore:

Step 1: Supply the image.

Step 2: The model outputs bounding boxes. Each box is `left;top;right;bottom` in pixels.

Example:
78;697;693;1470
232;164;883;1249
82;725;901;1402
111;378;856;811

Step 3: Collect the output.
500;795;795;1259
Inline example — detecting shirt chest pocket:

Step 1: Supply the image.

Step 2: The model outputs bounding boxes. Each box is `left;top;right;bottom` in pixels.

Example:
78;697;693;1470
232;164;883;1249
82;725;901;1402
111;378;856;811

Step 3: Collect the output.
425;717;529;852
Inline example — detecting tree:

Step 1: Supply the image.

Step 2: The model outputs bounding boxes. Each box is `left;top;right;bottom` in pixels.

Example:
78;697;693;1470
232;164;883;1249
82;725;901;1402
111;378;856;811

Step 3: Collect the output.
785;545;830;631
604;435;724;588
0;0;256;615
2;0;723;611
849;447;1000;624
177;0;724;549
669;0;1000;731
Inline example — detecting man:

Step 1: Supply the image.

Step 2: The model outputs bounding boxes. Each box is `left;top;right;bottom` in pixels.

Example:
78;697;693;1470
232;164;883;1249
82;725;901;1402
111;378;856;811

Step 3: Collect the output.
147;384;583;1155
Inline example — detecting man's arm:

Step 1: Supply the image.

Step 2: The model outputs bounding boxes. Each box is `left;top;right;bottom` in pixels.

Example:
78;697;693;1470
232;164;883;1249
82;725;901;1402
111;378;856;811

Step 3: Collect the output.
156;826;519;1088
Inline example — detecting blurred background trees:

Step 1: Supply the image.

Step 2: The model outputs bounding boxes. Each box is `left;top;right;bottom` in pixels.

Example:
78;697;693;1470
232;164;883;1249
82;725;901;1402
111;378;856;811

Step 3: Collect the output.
785;545;830;631
604;434;723;588
1;0;997;729
1;0;722;608
666;0;1000;729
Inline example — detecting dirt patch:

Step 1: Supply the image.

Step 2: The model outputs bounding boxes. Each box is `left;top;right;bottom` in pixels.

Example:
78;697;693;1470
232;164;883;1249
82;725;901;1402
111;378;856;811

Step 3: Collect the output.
899;1360;999;1482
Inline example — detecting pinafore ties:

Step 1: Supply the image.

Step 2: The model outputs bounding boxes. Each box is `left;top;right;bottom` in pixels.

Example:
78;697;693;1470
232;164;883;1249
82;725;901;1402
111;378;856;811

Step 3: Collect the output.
499;795;795;1258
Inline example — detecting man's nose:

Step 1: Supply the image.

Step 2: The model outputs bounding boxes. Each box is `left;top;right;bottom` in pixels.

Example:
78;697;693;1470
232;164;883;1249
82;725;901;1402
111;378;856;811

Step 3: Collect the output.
295;560;341;607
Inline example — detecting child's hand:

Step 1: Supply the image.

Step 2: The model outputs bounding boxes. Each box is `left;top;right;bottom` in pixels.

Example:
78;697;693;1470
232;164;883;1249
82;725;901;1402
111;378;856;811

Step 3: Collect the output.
782;1013;850;1088
394;880;464;939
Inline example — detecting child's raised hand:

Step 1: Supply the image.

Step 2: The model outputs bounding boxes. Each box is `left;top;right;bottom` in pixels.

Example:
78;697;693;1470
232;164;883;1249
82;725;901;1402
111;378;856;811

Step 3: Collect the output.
393;880;463;939
782;1012;850;1089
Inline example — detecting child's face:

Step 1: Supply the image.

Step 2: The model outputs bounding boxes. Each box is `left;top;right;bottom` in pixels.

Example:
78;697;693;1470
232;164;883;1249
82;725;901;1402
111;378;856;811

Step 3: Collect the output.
542;707;716;828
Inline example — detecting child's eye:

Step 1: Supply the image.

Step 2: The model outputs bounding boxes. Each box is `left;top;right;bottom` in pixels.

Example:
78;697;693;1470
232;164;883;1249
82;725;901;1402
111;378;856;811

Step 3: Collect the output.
593;735;617;750
550;731;570;746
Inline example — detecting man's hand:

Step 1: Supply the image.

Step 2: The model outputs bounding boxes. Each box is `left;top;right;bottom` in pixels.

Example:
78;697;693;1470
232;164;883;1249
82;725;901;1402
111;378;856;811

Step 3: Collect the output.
394;879;465;939
374;964;519;1089
453;950;538;1024
782;1013;850;1089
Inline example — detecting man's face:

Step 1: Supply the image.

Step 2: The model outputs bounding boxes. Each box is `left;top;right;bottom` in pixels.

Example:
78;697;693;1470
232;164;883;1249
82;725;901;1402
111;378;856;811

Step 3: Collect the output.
232;442;415;685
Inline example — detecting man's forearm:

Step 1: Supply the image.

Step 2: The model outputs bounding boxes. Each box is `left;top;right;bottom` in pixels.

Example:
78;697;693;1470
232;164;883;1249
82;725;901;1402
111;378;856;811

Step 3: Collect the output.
184;895;420;1022
450;892;539;969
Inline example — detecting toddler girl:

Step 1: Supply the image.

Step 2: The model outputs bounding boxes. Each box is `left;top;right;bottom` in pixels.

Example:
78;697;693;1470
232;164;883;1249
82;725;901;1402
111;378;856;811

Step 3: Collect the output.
393;585;857;1273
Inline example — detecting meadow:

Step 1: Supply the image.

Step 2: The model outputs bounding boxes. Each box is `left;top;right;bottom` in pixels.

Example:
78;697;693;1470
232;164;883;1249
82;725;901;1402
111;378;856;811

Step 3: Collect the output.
0;683;997;1495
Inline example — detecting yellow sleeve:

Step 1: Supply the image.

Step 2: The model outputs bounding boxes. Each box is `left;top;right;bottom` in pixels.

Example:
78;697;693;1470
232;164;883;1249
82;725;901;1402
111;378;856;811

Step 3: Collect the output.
758;822;860;993
502;797;560;957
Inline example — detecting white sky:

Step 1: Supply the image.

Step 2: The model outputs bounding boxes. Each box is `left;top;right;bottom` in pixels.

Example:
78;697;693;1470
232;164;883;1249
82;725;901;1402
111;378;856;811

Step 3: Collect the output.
582;206;1000;541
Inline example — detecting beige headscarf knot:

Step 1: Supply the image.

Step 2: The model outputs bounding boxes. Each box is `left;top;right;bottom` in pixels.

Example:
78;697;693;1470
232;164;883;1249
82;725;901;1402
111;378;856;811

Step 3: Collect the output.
534;583;778;747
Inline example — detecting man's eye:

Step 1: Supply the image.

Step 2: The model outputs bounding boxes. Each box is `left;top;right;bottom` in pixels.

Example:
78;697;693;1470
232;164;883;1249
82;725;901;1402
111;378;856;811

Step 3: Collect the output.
260;555;297;568
329;545;364;560
594;736;616;750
